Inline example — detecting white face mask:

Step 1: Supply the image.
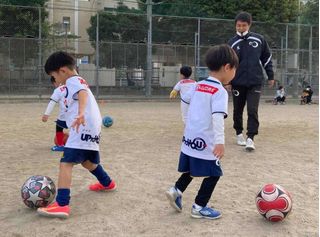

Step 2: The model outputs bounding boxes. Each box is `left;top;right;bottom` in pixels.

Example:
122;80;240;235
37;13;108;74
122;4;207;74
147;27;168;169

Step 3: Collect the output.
236;31;249;37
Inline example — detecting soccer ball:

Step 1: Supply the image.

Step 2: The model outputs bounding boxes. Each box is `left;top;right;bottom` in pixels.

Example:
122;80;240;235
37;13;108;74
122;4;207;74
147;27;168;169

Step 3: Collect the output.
255;184;292;222
21;175;56;209
54;133;69;145
103;116;113;127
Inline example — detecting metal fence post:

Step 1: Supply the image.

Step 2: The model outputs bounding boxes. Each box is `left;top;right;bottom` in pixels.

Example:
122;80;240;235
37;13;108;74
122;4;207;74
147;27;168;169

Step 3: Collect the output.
38;6;42;99
95;12;100;99
146;0;152;97
309;26;313;85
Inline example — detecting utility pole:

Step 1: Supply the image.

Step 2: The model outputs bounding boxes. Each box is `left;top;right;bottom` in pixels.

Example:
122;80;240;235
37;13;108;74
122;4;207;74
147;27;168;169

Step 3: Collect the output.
146;0;152;97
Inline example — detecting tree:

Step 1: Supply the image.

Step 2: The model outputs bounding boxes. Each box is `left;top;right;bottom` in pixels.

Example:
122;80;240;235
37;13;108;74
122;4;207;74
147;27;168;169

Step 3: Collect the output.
0;0;49;38
301;0;319;25
87;3;148;68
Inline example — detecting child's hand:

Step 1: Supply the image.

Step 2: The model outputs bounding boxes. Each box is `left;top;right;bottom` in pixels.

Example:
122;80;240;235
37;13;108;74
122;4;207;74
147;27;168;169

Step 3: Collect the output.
42;115;49;122
170;90;178;99
71;113;86;133
213;144;224;159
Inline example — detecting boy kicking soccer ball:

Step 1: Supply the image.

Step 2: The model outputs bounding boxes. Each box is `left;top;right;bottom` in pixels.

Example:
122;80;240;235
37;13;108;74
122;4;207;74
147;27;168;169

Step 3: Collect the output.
37;51;116;218
42;76;68;152
166;44;238;219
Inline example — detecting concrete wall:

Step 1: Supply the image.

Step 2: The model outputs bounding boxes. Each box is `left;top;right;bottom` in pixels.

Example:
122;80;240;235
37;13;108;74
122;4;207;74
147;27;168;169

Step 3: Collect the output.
78;64;116;86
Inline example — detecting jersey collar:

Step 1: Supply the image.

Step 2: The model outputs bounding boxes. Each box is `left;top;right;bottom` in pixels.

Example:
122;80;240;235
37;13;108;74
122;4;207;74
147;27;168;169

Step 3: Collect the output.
205;77;221;85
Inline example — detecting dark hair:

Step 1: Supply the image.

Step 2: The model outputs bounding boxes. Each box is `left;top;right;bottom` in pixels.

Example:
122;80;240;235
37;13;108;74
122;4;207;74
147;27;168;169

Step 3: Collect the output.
235;11;252;25
278;86;283;90
180;66;192;78
50;76;56;84
44;51;76;74
205;44;239;71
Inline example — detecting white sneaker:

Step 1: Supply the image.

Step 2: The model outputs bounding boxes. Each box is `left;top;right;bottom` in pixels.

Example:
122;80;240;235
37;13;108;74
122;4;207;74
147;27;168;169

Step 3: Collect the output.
236;134;246;146
245;138;255;151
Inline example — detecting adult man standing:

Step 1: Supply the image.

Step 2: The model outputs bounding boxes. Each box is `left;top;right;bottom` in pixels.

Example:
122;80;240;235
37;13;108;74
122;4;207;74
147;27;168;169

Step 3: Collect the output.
227;11;274;151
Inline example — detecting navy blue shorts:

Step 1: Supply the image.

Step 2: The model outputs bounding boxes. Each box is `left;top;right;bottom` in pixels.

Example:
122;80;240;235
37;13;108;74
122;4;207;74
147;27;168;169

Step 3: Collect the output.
56;120;68;129
61;148;100;164
178;152;223;177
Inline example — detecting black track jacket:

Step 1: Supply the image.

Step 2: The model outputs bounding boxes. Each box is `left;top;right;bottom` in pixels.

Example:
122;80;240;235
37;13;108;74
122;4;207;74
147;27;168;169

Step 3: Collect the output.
228;32;274;87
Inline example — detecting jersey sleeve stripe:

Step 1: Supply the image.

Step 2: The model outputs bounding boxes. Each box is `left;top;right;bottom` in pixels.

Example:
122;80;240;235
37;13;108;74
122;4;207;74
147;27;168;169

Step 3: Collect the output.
212;111;228;119
50;98;58;103
181;98;190;105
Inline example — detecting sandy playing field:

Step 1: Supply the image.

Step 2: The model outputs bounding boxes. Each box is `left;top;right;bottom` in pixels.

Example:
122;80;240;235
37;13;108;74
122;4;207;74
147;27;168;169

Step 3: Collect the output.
0;101;318;237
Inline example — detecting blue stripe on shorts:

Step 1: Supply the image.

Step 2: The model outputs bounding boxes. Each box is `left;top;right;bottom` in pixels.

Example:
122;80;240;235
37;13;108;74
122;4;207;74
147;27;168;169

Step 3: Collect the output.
61;148;100;164
178;152;223;177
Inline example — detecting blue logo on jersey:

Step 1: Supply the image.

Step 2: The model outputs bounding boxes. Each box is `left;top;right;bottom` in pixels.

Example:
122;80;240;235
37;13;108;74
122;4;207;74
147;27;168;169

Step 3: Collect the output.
182;136;207;151
80;134;100;144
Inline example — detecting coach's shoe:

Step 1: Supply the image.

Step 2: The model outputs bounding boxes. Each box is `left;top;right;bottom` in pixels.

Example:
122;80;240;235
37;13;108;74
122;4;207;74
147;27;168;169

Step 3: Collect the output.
89;180;117;192
191;204;221;220
165;186;182;212
37;202;70;218
51;145;64;152
236;134;246;146
245;138;255;151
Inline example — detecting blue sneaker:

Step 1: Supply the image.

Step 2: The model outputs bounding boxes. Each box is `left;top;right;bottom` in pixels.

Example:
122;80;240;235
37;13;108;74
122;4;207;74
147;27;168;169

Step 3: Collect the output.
191;204;221;219
51;145;64;152
165;186;182;212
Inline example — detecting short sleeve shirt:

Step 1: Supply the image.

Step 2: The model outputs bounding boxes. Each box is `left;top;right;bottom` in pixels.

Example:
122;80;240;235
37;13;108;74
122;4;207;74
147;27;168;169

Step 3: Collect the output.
181;77;228;161
64;76;102;151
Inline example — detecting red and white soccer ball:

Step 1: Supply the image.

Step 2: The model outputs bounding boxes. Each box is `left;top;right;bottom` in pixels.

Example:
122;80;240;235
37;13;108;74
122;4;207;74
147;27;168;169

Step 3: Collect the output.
21;175;56;209
256;184;292;222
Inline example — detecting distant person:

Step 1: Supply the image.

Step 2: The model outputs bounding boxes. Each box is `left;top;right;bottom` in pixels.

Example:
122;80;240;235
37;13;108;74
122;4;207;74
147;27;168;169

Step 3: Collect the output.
300;85;313;105
169;66;196;124
227;11;274;151
42;76;68;151
273;86;286;105
166;44;238;220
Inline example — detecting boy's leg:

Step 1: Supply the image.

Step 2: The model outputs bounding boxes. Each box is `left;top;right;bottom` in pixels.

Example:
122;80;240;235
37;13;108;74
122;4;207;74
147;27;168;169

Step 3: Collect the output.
191;176;221;219
175;172;193;193
37;162;73;218
55;123;64;146
82;160;115;191
194;176;220;207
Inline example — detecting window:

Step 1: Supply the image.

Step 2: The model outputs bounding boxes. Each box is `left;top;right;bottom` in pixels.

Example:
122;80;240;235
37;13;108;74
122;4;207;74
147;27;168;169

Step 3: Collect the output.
62;16;70;33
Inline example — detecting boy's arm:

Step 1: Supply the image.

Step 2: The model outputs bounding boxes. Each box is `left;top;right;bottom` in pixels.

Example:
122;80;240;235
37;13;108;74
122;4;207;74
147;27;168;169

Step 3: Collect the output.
212;113;225;159
42;100;56;122
170;81;181;99
71;90;88;132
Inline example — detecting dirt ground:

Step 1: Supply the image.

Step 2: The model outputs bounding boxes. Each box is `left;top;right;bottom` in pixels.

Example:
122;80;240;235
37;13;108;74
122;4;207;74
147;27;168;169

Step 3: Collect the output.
0;101;318;237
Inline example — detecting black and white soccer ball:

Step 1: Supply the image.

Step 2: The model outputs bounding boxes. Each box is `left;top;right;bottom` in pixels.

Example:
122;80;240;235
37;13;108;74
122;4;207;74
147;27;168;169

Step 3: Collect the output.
21;175;56;209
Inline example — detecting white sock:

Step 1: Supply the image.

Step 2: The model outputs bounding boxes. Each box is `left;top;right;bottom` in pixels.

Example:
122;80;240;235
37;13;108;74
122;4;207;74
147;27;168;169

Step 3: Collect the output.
193;203;203;211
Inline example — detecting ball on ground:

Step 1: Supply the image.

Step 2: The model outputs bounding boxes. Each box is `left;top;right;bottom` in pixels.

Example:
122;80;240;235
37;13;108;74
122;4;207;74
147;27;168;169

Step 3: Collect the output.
256;183;292;222
21;175;56;209
103;116;113;127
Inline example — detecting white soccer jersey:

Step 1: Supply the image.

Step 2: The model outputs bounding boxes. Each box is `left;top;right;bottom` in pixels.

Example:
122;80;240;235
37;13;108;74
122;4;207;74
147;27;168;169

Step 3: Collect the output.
173;79;196;123
64;76;102;151
50;85;67;121
181;77;228;161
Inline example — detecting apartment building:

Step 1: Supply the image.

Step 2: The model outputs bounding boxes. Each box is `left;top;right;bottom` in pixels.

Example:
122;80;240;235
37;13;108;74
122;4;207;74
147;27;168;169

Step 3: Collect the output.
46;0;138;62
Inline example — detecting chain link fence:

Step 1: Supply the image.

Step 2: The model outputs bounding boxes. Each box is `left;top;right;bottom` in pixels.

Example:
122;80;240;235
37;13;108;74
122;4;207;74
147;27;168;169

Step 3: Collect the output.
0;4;318;99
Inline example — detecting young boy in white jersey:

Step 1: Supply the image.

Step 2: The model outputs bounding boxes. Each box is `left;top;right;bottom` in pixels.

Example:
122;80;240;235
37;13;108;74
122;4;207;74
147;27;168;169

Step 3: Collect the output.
42;76;68;152
166;44;238;219
169;66;196;124
37;51;116;218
